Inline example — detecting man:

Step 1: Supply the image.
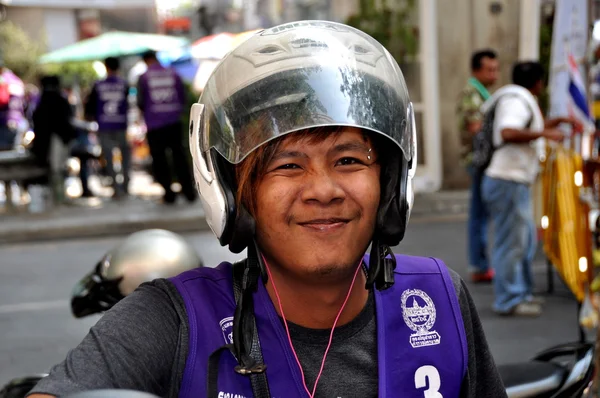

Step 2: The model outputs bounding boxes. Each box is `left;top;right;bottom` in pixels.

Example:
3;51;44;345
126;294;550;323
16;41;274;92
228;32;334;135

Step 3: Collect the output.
137;50;196;204
28;22;505;398
481;62;580;316
26;76;76;186
85;57;131;198
456;49;499;283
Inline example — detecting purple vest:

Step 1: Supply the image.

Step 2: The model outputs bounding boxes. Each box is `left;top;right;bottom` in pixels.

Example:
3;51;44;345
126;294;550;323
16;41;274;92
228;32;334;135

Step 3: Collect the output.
94;76;128;131
0;92;25;126
0;72;25;126
5;96;23;126
139;65;184;130
170;254;468;398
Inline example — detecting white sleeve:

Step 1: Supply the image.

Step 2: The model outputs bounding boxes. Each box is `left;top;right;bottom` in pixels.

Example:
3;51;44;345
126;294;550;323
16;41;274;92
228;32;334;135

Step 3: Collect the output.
492;96;532;146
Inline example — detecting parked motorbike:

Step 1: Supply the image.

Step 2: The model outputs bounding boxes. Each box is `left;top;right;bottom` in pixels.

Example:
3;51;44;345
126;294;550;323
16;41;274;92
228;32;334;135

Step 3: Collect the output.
499;341;595;397
0;229;203;398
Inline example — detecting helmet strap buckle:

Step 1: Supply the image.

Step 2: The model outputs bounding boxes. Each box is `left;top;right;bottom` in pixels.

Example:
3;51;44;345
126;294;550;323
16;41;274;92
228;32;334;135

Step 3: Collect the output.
366;239;397;291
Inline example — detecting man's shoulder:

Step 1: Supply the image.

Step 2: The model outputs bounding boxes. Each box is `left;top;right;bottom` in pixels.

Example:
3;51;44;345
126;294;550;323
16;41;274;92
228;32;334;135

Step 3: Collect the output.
496;93;529;109
363;254;459;284
171;262;234;283
168;262;236;301
389;254;463;296
460;81;477;95
105;76;127;85
457;83;484;111
458;81;480;98
494;94;533;124
137;70;149;82
393;254;448;273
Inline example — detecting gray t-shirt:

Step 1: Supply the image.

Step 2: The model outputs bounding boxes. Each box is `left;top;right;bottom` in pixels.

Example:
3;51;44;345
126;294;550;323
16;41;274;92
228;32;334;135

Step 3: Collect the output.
28;268;506;398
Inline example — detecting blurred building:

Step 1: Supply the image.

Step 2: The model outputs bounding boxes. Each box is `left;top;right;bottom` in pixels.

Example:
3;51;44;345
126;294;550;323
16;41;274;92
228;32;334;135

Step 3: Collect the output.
1;0;584;191
189;0;536;191
2;0;157;52
273;0;529;191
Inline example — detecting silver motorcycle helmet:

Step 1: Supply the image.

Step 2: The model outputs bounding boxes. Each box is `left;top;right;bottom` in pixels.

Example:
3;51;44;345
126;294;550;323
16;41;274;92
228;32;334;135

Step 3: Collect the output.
71;229;202;318
189;20;417;288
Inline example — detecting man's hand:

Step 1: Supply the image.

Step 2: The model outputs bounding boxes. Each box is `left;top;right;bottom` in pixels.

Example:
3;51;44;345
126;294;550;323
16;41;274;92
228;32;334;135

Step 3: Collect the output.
565;116;584;133
545;116;584;133
542;128;565;142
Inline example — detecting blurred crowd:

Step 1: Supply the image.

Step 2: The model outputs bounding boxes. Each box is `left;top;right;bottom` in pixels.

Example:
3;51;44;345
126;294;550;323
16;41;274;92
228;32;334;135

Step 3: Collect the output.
0;50;196;206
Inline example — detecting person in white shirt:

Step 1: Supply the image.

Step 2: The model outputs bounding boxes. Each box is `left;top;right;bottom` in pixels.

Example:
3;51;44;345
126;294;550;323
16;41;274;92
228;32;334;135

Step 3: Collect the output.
480;61;581;317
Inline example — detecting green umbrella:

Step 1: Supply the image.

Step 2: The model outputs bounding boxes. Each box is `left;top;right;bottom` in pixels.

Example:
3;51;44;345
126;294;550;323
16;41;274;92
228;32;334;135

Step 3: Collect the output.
39;31;190;64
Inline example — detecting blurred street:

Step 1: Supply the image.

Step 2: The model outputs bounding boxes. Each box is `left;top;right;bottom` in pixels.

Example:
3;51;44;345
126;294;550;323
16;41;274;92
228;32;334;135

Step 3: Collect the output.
0;217;579;384
0;170;162;209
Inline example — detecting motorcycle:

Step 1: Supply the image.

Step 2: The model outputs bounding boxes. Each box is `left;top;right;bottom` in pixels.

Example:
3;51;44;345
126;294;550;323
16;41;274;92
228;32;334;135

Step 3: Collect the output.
499;341;595;397
0;229;203;398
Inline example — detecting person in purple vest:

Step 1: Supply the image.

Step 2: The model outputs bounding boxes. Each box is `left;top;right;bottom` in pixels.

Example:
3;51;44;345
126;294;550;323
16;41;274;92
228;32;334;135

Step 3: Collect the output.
85;57;131;198
137;50;196;204
27;21;505;398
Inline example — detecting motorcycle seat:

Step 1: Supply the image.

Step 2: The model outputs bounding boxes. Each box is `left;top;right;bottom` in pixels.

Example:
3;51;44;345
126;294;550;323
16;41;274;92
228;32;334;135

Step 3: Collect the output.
498;361;567;397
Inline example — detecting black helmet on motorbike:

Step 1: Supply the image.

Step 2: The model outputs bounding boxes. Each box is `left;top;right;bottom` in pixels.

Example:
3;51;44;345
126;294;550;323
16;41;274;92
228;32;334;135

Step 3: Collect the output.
0;375;48;398
71;229;203;318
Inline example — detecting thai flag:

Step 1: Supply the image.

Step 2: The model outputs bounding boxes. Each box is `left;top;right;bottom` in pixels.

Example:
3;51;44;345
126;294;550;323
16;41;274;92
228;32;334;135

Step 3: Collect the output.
567;52;595;130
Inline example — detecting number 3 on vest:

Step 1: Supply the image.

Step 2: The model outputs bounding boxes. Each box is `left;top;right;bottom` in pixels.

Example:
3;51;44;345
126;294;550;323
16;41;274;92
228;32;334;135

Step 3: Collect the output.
414;365;443;397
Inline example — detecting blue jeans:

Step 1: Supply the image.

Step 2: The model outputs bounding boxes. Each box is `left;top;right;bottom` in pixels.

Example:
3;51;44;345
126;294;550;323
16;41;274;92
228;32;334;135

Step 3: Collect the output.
481;176;536;312
467;166;489;273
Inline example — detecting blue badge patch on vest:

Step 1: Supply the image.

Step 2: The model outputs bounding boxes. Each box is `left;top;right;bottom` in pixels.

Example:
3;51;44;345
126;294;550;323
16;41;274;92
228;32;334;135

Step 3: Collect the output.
401;289;441;348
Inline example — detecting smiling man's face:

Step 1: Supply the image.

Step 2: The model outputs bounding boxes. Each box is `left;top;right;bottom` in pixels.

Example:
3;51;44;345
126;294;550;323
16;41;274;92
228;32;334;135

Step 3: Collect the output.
253;127;381;283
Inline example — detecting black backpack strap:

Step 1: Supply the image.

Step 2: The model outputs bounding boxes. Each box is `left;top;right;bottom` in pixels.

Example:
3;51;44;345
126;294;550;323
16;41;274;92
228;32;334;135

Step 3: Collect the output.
231;260;271;398
473;93;534;171
206;258;271;398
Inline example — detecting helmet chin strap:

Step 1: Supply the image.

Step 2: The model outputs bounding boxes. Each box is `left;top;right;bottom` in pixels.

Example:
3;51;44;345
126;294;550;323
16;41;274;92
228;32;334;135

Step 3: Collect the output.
365;239;397;291
231;240;268;375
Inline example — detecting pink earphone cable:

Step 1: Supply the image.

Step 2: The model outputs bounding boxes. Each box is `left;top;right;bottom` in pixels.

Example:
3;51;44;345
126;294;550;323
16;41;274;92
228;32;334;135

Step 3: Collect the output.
261;254;363;398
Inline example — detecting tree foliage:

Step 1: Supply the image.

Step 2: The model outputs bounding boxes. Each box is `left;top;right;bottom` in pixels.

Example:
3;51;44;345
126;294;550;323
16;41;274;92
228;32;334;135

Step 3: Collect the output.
41;61;99;92
345;0;418;64
538;20;552;115
0;20;99;90
0;20;44;82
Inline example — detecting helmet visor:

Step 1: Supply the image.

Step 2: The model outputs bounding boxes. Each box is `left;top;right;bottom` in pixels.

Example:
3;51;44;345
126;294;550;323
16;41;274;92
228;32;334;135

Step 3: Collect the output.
198;21;414;164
